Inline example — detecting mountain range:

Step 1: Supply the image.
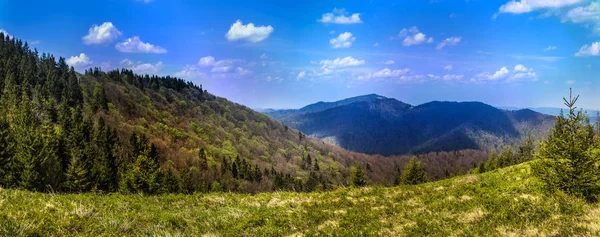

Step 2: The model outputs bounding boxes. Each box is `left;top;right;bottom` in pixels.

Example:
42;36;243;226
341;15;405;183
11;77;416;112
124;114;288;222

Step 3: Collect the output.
265;94;555;156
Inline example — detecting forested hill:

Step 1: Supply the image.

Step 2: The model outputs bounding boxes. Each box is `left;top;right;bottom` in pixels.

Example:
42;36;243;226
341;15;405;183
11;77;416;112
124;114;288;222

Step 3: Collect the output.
0;33;491;194
267;95;555;156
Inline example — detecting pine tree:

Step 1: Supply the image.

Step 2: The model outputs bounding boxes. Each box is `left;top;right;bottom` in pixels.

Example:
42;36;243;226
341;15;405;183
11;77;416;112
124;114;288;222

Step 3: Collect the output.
401;157;428;185
532;89;600;200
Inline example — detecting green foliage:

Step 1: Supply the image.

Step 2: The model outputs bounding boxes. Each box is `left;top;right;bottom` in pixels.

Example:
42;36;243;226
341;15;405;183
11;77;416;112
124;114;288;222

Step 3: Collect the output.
473;136;537;174
119;154;160;194
401;157;428;185
210;181;222;192
532;89;600;200
64;155;90;192
91;82;108;112
349;165;367;187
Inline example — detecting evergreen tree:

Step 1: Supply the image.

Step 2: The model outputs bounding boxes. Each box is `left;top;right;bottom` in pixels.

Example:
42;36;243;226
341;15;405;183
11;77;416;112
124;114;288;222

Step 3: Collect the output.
119;154;160;194
91;82;107;112
350;165;367;187
160;168;182;194
393;163;401;186
0;116;15;187
401;157;428;185
532;89;600;200
64;155;90;192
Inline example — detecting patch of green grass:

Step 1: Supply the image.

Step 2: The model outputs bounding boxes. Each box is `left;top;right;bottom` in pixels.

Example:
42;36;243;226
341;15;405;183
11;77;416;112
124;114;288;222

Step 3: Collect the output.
1;163;598;236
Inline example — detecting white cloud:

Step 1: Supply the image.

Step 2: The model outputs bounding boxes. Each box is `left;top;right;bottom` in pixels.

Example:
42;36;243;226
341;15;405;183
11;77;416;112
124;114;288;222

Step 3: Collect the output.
29;40;41;45
574;42;600;56
498;0;583;14
544;45;557;51
260;53;268;59
370;68;410;78
442;74;464;80
476;64;537;82
128;61;164;75
198;56;216;66
297;71;306;80
383;60;395;65
174;65;206;79
320;56;365;69
115;36;167;53
0;29;11;39
437;37;462;49
397;27;434;46
225;20;274;43
211;66;232;73
492;67;510;79
565;80;576;85
318;8;362;24
513;64;528;72
197;56;235;67
66;53;93;69
330;32;356;48
509;54;564;62
444;65;453;70
373;42;379;47
563;2;599;23
236;67;251;76
82;22;122;45
120;58;134;66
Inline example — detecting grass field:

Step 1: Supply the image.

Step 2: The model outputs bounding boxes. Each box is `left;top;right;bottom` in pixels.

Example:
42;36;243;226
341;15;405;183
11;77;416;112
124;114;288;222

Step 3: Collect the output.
1;163;599;236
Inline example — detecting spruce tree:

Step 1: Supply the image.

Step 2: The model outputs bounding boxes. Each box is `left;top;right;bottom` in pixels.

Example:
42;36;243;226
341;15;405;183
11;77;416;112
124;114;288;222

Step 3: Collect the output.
64;155;90;192
401;157;428;185
0;116;15;187
350;165;367;187
532;89;600;200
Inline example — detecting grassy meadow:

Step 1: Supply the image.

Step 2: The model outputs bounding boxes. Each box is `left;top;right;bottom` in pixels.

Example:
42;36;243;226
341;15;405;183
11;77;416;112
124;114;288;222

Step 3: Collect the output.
1;162;599;236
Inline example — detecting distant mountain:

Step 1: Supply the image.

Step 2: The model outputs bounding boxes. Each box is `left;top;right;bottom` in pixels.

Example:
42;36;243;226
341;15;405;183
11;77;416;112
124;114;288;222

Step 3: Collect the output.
266;94;387;120
266;95;555;156
500;106;600;117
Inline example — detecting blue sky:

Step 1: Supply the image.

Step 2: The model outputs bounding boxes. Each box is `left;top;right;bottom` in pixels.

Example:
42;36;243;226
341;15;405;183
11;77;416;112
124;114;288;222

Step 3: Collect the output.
1;0;599;109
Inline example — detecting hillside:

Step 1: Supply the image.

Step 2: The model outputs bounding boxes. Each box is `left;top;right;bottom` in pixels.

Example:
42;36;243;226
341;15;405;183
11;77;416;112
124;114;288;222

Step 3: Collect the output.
0;33;490;194
266;95;554;156
1;162;597;236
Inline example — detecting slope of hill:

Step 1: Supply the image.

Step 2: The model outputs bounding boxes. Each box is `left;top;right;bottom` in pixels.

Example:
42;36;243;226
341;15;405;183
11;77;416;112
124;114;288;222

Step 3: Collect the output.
1;163;597;236
266;94;391;120
266;95;554;156
0;34;489;194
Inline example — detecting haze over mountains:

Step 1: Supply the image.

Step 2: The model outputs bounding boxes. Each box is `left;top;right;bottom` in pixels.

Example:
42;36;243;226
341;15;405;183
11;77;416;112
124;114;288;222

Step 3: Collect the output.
265;94;555;156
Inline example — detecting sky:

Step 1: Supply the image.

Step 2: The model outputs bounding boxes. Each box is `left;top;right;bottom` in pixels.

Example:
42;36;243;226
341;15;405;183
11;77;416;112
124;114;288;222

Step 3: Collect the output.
0;0;599;110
